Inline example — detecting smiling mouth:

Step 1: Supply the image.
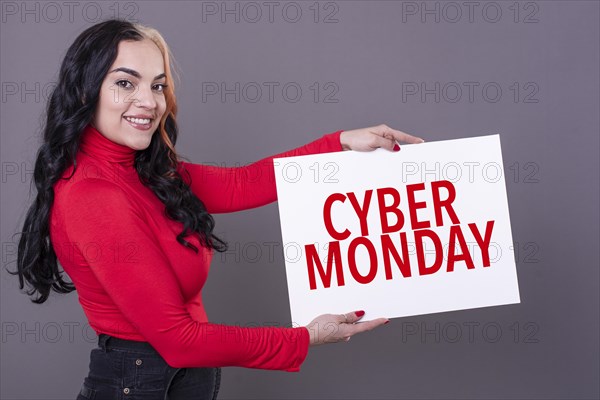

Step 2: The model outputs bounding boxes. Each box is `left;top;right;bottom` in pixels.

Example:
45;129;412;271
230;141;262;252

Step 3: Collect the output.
124;116;153;124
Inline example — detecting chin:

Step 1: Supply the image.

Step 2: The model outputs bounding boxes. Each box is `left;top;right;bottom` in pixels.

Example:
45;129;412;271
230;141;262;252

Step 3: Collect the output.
132;140;153;151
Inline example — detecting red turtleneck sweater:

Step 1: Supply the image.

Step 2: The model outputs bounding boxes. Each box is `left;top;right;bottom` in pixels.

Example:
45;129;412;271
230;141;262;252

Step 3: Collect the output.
49;124;343;371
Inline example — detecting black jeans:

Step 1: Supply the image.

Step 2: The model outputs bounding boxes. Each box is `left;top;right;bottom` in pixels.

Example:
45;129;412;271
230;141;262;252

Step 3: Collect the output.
76;334;221;400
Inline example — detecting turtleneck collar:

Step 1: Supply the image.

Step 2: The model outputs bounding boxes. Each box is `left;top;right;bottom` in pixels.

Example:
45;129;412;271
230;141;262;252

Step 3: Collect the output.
79;124;137;167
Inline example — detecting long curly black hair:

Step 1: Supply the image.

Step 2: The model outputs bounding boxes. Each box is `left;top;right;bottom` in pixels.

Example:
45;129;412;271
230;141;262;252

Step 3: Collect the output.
8;19;227;304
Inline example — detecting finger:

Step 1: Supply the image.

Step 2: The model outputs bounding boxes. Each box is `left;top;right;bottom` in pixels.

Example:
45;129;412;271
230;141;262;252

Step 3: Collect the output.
377;126;424;144
368;134;396;151
344;310;366;324
350;317;389;334
391;129;425;144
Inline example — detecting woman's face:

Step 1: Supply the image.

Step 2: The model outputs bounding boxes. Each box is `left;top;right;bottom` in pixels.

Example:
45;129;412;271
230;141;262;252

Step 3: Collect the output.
92;39;167;150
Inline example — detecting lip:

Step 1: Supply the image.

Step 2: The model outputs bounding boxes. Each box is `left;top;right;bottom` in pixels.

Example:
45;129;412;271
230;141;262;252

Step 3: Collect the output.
123;116;154;131
124;114;155;119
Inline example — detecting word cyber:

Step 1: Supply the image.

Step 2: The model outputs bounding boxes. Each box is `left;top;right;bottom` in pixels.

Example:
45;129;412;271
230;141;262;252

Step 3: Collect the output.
305;180;495;290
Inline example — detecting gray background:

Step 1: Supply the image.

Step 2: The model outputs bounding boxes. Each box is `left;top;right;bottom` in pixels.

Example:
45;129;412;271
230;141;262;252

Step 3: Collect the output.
1;1;598;399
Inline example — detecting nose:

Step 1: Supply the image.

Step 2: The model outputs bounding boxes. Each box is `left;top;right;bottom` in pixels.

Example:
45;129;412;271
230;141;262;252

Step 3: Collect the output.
132;85;157;110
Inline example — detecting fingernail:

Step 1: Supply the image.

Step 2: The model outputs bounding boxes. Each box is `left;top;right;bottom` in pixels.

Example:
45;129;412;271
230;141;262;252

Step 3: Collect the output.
393;144;400;152
384;320;390;325
355;310;365;317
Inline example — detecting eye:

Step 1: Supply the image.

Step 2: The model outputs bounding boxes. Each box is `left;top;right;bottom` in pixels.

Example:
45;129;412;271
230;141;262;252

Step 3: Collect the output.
115;79;134;89
153;83;168;93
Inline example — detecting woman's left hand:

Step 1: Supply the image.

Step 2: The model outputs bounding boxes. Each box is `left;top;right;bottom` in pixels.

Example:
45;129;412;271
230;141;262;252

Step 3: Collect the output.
339;124;425;152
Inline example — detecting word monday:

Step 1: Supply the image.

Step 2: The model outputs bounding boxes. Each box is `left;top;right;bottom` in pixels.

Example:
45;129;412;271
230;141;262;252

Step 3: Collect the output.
305;180;495;290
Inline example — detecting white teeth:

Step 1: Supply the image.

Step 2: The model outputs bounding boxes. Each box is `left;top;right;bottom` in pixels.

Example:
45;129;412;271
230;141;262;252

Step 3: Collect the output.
125;117;151;124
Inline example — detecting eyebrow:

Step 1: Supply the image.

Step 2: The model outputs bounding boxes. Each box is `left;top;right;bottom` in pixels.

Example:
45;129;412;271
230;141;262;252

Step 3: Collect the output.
109;67;166;80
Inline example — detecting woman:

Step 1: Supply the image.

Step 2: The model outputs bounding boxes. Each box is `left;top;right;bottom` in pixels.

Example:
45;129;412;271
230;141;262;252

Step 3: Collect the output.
11;19;424;399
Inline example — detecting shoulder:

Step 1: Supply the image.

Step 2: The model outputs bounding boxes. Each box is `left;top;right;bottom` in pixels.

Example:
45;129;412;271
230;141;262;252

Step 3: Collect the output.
58;177;135;213
175;160;201;186
69;177;128;196
51;177;139;243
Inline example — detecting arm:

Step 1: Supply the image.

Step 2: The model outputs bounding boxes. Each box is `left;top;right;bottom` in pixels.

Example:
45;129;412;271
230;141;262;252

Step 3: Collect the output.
62;179;309;371
177;130;344;213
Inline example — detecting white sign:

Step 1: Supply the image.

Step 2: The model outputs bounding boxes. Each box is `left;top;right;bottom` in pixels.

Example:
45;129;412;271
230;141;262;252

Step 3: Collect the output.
274;135;520;326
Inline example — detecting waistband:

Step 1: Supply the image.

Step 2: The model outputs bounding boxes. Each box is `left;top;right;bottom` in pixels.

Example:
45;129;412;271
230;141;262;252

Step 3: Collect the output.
98;333;160;354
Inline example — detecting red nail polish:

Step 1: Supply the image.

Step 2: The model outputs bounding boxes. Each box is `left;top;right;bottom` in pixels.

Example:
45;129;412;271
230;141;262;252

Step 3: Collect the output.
355;310;365;317
384;320;390;325
393;144;400;152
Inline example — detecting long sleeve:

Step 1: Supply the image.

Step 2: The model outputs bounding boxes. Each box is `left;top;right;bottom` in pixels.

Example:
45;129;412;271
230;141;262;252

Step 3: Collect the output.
177;130;344;213
60;178;309;371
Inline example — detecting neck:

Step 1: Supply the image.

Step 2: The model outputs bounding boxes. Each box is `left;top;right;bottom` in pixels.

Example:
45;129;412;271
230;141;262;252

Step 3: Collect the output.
79;124;137;167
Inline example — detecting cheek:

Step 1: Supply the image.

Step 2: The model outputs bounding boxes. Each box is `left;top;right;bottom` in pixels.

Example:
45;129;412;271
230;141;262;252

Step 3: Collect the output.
99;87;127;114
158;97;168;115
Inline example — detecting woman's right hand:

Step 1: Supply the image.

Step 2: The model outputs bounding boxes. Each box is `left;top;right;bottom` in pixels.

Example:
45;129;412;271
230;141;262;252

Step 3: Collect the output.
305;310;389;345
